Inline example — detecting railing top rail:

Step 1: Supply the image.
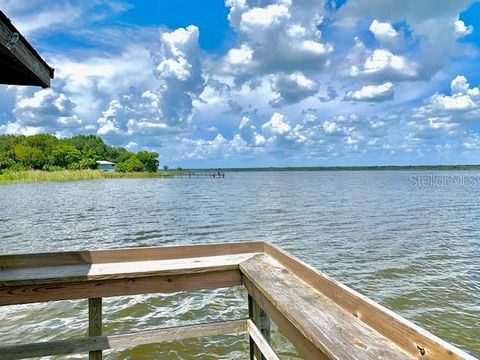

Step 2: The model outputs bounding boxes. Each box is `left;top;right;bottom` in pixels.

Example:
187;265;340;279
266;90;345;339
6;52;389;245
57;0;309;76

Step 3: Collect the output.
0;241;265;269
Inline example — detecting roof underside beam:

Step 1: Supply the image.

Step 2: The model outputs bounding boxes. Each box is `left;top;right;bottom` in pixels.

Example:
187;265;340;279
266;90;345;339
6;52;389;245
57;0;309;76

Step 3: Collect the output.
0;11;54;88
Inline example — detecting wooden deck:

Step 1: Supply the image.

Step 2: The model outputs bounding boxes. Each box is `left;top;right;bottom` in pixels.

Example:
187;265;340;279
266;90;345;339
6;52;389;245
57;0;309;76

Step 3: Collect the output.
0;242;476;360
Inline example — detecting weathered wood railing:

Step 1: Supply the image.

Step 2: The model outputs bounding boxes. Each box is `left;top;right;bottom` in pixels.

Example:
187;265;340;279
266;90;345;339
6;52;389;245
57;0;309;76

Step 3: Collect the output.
0;242;476;360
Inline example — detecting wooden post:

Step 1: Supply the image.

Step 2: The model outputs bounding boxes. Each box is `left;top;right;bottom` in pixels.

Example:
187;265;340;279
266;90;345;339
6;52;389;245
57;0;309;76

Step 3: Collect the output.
88;298;102;360
248;294;271;360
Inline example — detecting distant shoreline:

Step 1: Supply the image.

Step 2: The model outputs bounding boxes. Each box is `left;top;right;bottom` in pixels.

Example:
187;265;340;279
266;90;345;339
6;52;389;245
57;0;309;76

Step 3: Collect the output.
192;165;480;172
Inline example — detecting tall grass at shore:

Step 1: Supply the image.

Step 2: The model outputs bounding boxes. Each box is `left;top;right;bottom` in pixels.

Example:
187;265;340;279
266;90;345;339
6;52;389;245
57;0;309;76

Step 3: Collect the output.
0;170;176;183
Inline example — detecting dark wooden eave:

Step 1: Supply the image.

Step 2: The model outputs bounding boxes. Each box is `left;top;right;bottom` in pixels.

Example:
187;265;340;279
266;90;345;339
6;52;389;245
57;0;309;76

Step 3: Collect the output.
0;10;54;88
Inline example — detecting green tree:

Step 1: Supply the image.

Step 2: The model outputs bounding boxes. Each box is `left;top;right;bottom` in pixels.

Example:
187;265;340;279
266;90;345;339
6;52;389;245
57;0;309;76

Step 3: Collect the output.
49;143;82;168
116;156;146;172
13;144;45;169
24;134;57;154
0;152;15;170
136;151;159;172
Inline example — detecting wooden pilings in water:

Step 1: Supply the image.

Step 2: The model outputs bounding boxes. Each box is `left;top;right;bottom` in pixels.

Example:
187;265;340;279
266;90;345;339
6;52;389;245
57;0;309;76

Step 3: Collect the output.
175;171;225;178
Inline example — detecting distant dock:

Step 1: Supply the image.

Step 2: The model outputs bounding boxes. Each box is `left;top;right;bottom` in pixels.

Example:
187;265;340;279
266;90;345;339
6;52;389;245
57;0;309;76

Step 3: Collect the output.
176;171;225;178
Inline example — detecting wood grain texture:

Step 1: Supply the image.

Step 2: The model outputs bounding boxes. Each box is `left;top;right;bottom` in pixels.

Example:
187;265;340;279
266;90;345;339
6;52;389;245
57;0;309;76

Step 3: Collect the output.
0;270;242;305
0;14;52;87
243;275;329;360
247;320;280;360
241;254;414;360
0;319;247;360
0;241;264;269
88;298;102;360
249;294;271;360
264;243;477;360
0;253;257;286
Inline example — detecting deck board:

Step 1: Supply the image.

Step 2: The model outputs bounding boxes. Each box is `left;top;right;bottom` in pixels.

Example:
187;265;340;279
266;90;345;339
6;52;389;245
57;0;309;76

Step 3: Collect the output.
240;254;415;360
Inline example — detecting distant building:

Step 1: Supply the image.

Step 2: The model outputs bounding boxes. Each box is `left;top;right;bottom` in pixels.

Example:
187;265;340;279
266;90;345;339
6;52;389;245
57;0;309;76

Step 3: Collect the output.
96;161;115;172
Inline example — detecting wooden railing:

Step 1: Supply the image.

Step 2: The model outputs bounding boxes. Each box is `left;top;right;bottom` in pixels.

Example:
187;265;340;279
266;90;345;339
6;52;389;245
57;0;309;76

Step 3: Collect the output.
0;242;476;360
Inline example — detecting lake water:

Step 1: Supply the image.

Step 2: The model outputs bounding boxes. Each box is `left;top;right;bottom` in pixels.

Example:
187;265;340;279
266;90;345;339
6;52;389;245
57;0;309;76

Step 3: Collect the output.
0;171;479;359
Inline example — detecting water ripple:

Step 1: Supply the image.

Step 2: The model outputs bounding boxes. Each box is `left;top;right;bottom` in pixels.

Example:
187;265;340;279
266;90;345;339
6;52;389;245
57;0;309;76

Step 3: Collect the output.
0;171;479;358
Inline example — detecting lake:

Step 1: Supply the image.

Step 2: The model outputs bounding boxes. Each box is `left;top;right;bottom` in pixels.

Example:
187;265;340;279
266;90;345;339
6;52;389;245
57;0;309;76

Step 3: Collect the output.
0;171;479;359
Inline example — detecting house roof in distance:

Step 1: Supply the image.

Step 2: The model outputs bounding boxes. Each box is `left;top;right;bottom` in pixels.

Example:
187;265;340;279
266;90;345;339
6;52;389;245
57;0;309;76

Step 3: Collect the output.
0;10;54;88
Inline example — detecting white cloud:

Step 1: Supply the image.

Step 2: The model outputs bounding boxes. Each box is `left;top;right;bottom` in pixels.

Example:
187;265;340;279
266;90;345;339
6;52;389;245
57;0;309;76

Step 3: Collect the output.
336;0;475;79
1;88;81;135
151;25;205;125
350;49;418;80
240;4;291;32
262;112;292;135
409;75;480;139
269;72;319;106
345;82;394;102
261;112;306;145
369;20;399;43
221;0;333;82
451;75;470;94
52;44;155;123
0;0;131;36
95;25;205;144
423;76;479;116
454;19;473;37
238;116;266;146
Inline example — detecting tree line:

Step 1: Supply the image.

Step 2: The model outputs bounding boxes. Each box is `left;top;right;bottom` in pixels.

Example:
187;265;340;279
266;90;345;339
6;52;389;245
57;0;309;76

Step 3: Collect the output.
0;134;159;172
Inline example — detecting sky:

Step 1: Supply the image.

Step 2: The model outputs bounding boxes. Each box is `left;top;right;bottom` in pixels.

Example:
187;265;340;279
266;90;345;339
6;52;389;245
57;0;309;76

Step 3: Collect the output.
1;0;480;168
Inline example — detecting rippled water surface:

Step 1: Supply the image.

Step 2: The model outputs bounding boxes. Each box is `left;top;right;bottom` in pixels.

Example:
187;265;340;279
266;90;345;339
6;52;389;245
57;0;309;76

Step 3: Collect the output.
0;171;479;359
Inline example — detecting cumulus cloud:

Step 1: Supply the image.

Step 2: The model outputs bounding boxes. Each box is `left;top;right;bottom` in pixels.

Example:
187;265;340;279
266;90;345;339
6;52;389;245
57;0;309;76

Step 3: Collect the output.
96;90;172;139
369;20;399;44
302;113;390;155
52;44;155;123
350;48;418;81
1;88;81;136
260;112;306;148
269;72;320;106
169;107;395;163
95;25;205;144
152;25;205;125
0;0;131;36
345;82;394;102
454;19;473;37
409;75;480;139
336;0;475;78
221;0;333;82
238;116;266;146
417;76;480;119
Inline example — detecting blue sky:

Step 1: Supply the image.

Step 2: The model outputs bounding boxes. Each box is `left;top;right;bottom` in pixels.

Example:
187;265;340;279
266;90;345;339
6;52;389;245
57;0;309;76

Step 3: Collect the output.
1;0;480;167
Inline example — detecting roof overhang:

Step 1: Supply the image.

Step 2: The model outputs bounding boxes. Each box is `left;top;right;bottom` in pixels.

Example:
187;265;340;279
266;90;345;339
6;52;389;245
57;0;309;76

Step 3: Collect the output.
0;10;54;88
